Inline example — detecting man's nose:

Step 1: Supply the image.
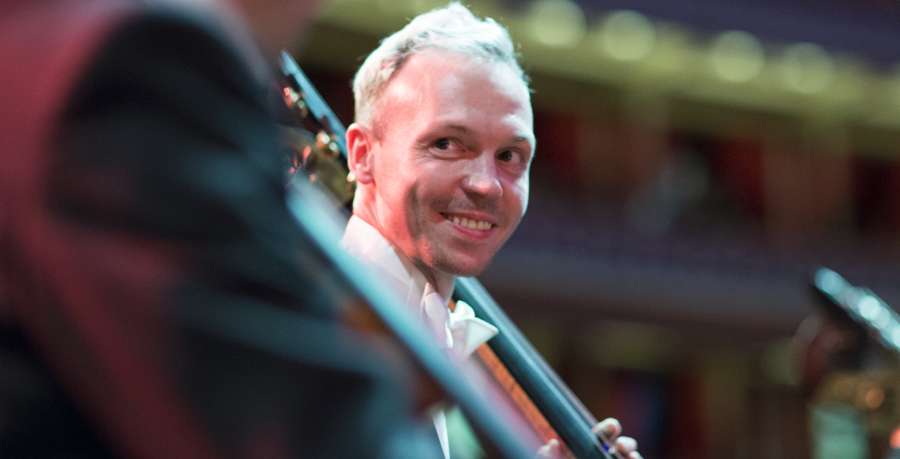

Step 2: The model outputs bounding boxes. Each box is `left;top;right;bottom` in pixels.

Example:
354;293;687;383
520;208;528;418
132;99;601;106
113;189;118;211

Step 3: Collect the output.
462;153;502;198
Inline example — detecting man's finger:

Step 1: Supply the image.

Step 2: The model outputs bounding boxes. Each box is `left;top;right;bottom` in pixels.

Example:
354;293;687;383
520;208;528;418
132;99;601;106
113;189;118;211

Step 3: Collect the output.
536;439;561;459
592;418;622;440
614;436;637;455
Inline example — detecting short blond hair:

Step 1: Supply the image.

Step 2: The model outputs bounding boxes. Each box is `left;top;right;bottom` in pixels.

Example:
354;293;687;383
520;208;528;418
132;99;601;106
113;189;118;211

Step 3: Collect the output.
352;2;527;135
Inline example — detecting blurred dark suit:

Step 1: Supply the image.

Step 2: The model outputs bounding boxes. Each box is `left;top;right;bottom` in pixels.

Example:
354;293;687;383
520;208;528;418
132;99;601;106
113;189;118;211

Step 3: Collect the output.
0;1;438;458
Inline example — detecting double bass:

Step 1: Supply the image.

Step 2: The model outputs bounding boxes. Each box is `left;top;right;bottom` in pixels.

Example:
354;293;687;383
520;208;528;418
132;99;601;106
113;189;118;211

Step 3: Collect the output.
280;52;625;459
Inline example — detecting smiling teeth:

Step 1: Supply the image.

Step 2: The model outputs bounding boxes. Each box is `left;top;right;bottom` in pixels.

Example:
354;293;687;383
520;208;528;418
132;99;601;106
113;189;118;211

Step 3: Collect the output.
450;216;492;231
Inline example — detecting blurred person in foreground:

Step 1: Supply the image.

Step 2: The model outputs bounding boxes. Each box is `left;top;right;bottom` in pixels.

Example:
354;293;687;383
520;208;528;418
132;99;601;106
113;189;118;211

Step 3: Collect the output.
0;0;442;457
341;3;641;458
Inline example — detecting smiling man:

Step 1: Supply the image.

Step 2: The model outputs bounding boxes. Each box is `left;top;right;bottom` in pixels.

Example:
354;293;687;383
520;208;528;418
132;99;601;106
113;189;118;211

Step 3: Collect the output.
341;3;641;459
351;48;533;284
345;38;533;341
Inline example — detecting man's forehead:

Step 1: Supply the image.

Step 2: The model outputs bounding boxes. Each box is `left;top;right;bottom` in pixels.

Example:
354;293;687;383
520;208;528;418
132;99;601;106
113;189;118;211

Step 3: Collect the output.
383;50;529;105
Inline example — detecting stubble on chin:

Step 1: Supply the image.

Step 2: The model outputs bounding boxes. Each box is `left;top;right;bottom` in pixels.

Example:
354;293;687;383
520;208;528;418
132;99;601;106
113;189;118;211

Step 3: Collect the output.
430;241;496;278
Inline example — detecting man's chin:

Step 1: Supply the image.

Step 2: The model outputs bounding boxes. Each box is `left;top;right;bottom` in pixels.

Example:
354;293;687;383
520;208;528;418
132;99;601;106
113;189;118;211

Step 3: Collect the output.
436;257;493;278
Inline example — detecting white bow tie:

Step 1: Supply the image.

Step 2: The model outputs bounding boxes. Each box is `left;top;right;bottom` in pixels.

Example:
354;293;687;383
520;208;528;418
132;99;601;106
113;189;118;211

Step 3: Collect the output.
421;283;498;359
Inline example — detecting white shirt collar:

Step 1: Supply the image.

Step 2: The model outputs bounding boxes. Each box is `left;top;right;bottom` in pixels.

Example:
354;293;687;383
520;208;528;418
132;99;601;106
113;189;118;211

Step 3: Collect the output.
341;215;497;359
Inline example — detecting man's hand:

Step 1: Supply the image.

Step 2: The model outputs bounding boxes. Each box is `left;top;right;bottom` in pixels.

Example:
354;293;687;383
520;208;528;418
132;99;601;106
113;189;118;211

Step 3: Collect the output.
594;418;641;459
536;418;642;459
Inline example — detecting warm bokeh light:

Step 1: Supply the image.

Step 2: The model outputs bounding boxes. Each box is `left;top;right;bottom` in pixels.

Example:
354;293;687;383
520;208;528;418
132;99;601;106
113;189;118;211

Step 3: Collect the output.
598;10;656;61
864;387;884;409
529;0;586;48
780;42;835;93
710;30;765;82
892;425;900;448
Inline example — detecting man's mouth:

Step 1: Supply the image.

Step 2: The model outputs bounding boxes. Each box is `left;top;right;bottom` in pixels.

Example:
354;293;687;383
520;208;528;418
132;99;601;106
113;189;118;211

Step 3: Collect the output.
443;213;494;231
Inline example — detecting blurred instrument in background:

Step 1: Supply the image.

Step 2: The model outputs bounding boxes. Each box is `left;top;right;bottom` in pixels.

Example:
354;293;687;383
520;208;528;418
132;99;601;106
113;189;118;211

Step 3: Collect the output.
808;267;900;459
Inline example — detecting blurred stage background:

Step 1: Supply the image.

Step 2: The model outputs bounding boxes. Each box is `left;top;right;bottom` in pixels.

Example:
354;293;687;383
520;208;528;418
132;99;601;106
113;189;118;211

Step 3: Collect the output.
289;1;900;457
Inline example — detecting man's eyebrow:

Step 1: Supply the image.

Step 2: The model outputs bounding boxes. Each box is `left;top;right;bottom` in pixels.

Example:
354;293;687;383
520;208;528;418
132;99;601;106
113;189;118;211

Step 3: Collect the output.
443;124;471;134
442;125;533;144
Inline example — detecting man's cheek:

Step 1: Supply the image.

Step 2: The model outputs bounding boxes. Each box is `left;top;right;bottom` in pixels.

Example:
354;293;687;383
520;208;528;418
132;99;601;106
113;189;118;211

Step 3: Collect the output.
504;183;528;216
515;179;529;211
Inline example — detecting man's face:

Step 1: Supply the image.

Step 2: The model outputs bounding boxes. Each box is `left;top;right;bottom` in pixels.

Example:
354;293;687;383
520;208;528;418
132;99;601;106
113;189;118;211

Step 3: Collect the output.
368;50;534;279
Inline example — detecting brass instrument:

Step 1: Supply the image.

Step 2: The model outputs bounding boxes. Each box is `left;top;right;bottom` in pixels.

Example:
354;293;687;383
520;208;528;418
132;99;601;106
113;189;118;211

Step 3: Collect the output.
279;60;355;206
809;268;900;436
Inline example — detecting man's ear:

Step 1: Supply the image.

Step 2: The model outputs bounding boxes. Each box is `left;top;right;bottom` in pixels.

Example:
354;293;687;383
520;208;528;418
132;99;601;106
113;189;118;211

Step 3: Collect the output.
346;123;376;184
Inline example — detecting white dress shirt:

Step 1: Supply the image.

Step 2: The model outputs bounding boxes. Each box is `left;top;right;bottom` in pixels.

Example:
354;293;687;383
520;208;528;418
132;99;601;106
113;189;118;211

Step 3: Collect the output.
340;215;498;359
340;215;498;458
